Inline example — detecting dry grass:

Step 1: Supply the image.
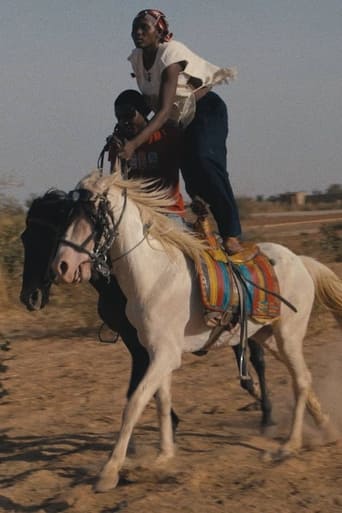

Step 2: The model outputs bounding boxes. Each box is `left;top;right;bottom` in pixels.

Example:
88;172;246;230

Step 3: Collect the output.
0;209;100;336
0;203;341;339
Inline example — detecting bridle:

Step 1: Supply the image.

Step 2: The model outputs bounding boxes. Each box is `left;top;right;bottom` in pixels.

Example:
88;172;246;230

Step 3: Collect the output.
58;189;120;280
59;185;153;279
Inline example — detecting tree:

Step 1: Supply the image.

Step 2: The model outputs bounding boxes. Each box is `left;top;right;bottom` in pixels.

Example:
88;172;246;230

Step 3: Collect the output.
326;184;342;195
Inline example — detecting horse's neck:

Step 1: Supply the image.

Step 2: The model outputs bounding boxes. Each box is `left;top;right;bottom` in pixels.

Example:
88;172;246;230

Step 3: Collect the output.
109;196;180;301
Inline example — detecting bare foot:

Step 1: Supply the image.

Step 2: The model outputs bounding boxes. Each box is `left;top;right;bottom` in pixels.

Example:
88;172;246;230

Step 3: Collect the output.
223;237;244;255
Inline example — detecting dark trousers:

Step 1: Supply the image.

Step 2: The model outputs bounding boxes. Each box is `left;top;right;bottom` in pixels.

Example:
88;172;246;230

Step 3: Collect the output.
181;91;241;238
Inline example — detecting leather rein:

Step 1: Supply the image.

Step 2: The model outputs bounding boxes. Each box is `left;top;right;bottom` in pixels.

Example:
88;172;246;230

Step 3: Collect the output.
59;187;151;280
58;189;123;280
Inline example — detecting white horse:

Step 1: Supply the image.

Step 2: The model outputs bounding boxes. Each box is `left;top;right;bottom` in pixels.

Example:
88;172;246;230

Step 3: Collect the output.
52;170;342;492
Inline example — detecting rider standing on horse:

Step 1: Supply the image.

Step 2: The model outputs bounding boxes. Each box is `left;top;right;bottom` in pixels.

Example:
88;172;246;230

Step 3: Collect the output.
117;9;243;255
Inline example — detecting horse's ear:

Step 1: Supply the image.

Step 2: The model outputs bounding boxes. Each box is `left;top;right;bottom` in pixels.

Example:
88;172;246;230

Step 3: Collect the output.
40;189;67;202
77;170;97;190
77;169;110;195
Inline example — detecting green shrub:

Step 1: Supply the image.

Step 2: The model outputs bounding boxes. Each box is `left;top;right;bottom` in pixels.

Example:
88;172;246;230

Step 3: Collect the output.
320;223;342;262
0;197;25;284
236;197;254;220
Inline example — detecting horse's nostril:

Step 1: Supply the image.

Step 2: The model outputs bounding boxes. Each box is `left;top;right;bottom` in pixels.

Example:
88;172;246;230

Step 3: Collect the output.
60;261;68;275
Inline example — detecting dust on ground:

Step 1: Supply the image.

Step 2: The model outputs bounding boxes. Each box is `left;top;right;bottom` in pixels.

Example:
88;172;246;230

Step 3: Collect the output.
0;215;342;513
1;315;342;513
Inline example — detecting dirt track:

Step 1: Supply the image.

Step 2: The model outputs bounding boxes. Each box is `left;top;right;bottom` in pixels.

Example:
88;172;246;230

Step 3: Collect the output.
245;209;342;234
1;212;342;513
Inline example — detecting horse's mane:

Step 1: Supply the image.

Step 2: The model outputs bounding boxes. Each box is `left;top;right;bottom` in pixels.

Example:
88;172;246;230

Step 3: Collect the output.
27;189;69;221
79;170;208;264
29;189;67;210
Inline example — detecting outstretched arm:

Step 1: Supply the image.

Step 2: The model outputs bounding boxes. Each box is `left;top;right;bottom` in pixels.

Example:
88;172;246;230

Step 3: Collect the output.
119;62;182;160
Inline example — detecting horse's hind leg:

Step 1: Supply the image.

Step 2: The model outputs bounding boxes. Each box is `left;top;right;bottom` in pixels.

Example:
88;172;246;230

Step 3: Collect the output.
306;389;336;441
272;326;313;456
248;338;274;428
272;329;334;454
232;335;274;428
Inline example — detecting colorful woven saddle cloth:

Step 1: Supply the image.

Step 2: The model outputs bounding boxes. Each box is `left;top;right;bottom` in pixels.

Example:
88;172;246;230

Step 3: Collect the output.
197;243;281;324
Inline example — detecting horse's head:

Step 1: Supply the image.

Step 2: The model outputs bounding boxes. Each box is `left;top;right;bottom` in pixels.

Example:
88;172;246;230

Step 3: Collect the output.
20;190;74;310
51;168;207;287
51;185;117;284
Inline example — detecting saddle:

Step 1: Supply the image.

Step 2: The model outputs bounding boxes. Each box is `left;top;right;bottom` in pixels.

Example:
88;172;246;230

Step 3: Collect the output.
192;200;281;328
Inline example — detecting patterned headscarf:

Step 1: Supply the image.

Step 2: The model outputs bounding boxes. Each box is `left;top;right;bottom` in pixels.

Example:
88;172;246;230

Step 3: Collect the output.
134;9;173;42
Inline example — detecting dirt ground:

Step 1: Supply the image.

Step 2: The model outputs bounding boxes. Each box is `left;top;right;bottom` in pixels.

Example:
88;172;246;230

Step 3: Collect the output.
1;213;342;513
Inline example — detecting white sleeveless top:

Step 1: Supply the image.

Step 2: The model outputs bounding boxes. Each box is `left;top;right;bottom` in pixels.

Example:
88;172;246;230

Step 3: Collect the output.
128;40;236;128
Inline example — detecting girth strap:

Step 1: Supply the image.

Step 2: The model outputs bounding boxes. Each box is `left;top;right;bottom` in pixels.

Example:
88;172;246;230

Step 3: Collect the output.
196;265;251;380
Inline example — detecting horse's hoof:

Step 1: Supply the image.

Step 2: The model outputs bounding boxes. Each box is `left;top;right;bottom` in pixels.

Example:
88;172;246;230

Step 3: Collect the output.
260;418;276;434
94;470;120;492
322;422;340;444
262;446;296;463
273;447;295;462
261;450;273;463
155;451;174;466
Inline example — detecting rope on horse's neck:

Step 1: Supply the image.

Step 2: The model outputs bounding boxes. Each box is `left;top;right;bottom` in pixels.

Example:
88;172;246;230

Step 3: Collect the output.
110;222;152;264
97;133;115;173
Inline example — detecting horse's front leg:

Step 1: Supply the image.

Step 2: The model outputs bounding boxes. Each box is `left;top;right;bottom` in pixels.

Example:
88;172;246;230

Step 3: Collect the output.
95;356;176;492
96;277;180;440
155;373;174;462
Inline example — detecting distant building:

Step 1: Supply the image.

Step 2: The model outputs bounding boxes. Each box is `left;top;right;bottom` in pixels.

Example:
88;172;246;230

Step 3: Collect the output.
273;190;342;207
292;192;307;206
277;192;308;206
307;192;342;206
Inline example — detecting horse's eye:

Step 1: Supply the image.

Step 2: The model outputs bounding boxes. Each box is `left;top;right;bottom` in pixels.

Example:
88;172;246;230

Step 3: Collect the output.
68;189;93;203
69;190;81;202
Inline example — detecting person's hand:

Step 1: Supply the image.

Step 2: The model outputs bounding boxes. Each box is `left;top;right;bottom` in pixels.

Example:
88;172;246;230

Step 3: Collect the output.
108;134;123;152
118;140;136;161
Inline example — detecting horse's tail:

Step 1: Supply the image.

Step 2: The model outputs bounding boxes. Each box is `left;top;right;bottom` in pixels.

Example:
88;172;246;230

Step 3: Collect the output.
300;255;342;317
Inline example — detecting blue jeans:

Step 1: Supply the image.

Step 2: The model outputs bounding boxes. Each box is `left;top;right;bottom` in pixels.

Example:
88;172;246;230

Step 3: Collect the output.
165;212;186;228
181;92;241;239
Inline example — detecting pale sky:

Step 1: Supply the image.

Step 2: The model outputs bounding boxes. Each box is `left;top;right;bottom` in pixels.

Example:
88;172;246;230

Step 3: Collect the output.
1;0;341;202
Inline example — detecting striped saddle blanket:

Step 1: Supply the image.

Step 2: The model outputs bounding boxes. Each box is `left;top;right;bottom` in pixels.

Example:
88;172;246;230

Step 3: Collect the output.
197;243;281;324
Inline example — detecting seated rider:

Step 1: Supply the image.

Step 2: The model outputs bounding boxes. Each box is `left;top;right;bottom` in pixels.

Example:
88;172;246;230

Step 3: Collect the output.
108;89;185;218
